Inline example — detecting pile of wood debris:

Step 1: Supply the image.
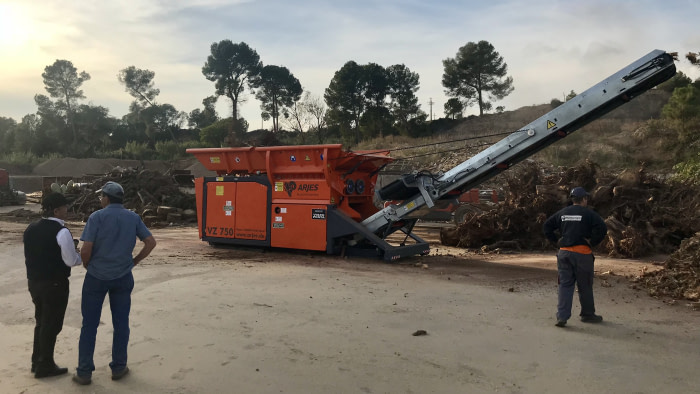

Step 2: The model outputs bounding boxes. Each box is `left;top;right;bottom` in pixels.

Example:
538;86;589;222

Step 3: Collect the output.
439;159;700;303
441;160;700;257
68;167;197;226
633;233;700;302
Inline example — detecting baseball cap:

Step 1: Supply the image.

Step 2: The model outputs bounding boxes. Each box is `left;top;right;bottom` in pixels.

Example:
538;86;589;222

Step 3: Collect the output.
570;187;589;198
98;181;124;199
42;192;68;211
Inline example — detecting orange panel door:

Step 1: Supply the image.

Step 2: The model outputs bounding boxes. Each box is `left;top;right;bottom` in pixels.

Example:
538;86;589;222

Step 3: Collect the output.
270;204;327;251
234;182;268;241
204;181;236;238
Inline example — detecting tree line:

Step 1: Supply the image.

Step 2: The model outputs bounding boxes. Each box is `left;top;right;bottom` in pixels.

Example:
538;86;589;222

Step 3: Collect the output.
0;39;515;161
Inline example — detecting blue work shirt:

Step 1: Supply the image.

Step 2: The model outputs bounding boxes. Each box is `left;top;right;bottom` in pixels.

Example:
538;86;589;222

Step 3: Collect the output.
80;203;152;281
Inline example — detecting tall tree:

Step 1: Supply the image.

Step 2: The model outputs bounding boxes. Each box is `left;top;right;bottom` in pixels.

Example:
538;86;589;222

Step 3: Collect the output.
202;40;262;142
0;117;17;154
325;61;365;144
326;61;425;143
362;63;389;107
200;118;236;147
305;93;328;143
41;59;91;144
13;114;49;154
387;64;423;135
188;96;219;129
118;66;160;106
139;104;186;143
74;104;115;154
34;94;70;152
444;98;464;119
285;92;312;134
360;63;391;138
253;65;302;133
442;40;513;116
118;66;185;145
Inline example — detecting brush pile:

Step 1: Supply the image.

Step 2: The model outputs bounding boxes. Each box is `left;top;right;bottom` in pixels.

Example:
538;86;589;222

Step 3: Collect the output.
439;159;700;303
68;167;197;226
441;160;700;256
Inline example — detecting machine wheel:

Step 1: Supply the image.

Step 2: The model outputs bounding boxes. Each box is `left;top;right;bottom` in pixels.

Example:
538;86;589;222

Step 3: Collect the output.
453;204;483;225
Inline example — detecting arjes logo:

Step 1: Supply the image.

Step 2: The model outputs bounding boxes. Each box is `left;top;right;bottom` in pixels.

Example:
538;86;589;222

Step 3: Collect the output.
284;181;296;196
284;181;319;197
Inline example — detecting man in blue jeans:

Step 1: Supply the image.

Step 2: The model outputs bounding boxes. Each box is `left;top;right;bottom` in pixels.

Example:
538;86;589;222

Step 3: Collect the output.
543;187;607;328
73;181;156;385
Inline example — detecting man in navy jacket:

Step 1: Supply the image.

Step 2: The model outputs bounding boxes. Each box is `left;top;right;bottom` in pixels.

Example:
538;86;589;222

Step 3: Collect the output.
544;187;608;328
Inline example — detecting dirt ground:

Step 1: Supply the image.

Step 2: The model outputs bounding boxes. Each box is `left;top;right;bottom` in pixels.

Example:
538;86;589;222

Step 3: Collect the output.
0;206;698;393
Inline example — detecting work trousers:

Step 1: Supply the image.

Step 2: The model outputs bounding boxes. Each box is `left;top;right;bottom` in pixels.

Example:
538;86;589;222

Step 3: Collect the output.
28;277;69;372
77;271;134;378
556;249;595;321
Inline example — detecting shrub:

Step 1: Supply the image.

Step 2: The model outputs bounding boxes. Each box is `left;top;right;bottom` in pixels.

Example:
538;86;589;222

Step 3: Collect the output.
123;141;155;160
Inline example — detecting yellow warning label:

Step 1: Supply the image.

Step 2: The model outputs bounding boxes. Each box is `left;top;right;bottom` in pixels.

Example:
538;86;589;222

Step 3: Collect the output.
547;120;556;129
275;182;284;192
216;185;224;196
210;156;221;163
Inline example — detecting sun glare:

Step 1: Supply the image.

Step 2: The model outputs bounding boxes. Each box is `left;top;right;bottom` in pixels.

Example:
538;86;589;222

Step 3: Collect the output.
0;3;32;49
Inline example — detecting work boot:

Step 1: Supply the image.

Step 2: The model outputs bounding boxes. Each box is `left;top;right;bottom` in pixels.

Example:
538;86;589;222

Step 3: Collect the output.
555;319;567;327
34;365;68;378
72;373;92;385
580;314;603;323
112;366;130;380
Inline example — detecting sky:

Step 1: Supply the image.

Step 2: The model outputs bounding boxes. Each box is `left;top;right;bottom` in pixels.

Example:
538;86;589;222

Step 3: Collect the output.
1;0;699;131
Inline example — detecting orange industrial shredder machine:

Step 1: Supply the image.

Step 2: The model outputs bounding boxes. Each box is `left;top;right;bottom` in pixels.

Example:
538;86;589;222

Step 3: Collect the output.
187;144;430;260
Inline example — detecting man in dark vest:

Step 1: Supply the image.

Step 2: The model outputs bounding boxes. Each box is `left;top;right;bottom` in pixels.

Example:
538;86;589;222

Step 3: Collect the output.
24;192;82;378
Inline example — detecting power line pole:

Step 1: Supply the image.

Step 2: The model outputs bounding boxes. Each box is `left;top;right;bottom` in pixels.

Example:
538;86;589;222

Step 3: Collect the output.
428;98;434;121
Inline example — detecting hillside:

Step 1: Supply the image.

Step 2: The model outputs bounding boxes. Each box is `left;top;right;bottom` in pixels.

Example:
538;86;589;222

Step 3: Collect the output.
360;88;674;176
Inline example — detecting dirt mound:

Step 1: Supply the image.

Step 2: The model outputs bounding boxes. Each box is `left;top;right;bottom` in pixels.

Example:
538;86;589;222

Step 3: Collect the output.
34;158;113;176
185;160;216;178
32;158;172;177
0;208;41;223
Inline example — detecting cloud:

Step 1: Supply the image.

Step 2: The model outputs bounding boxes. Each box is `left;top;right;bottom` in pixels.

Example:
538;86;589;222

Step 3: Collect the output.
1;0;699;129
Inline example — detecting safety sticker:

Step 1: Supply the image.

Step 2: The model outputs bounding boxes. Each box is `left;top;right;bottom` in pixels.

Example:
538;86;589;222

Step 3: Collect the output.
216;185;224;196
210;156;220;163
275;182;284;192
275;216;282;222
273;223;284;228
547;120;556;129
305;155;311;161
224;201;233;215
